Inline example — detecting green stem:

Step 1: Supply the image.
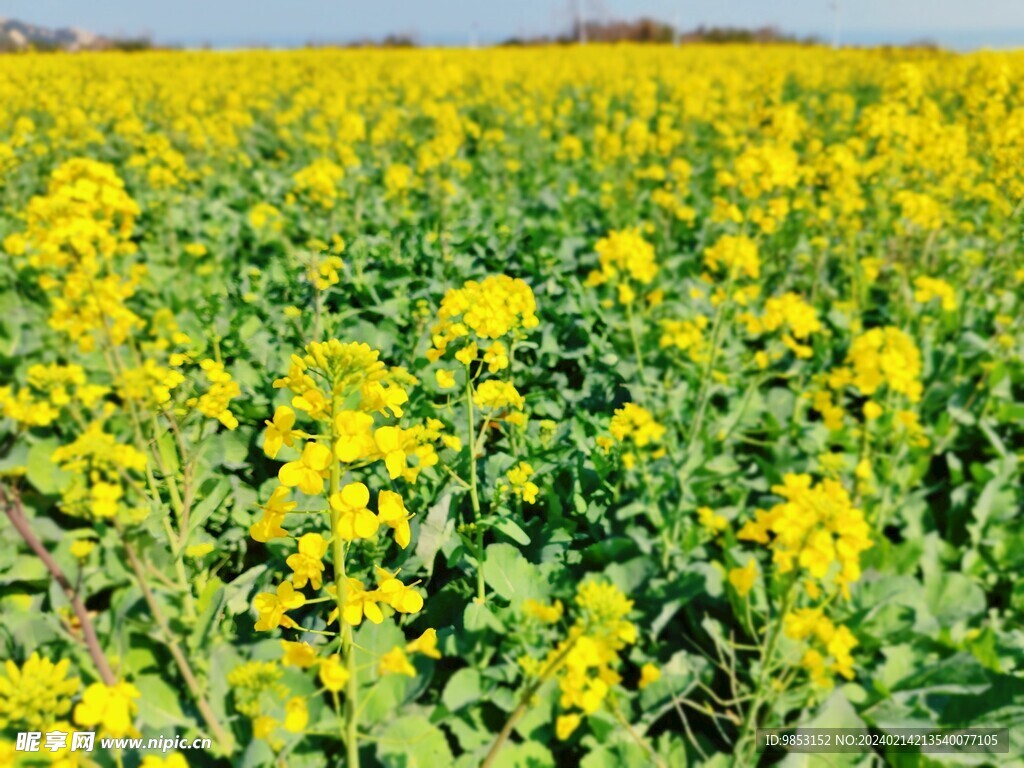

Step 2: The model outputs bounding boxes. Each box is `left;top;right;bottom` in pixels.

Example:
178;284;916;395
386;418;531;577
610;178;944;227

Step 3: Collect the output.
313;284;323;342
733;581;798;765
465;369;485;603
608;698;667;768
475;529;486;603
689;269;737;444
719;373;765;445
328;394;359;767
625;299;648;390
121;535;234;754
161;517;197;621
92;307;195;622
90;303;194;624
481;636;579;768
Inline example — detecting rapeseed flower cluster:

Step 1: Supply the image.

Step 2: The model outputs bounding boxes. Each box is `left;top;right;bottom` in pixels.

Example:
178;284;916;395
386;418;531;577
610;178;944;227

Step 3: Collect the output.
738;474;872;598
3;159;244;535
703;234;761;281
783;609;859;688
428;275;539;360
841;327;923;402
659;317;708;362
291;158;346;208
726;475;872;695
739;293;822;359
0;654;79;732
227;660;310;751
586;228;659;305
810;326;926;438
190;359;242;430
251;339;441;757
74;682;141;739
731;142;802;200
599;402;667;469
0;363;107;428
427;275;538;435
913;276;958;311
0;656;142;752
51;422;148;521
505;461;540;504
4;158;141;353
517;581;641;742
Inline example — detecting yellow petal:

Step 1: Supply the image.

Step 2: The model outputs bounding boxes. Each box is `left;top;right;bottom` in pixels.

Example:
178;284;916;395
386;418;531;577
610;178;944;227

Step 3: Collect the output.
340;481;370;508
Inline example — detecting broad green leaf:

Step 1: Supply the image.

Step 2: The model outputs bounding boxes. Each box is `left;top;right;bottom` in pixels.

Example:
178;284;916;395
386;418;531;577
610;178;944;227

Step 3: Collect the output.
376;715;452;767
26;439;71;495
482;543;547;605
491;741;554;768
492;517;531;546
442;668;482;712
134;673;188;728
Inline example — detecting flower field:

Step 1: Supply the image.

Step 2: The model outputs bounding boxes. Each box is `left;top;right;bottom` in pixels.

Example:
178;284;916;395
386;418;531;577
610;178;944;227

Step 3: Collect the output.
0;44;1022;766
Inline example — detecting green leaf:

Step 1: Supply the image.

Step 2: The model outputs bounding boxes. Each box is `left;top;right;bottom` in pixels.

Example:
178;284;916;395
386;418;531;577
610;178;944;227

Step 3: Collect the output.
490;741;554;768
639;651;694;710
122;643;161;677
134;673;187;728
464;601;504;633
922;572;985;628
445;709;492;753
605;557;655;595
189;478;232;535
156;432;181;477
26;439;71;495
224;565;267;615
412;493;454;576
209;429;250;468
890;653;990;699
767;387;796;427
482;543;546;606
492;517;531;546
978;418;1007;457
442;668;481;712
189;577;226;653
776;689;865;768
0;441;29;475
376;715;452;767
353;621;426;727
0;555;48;585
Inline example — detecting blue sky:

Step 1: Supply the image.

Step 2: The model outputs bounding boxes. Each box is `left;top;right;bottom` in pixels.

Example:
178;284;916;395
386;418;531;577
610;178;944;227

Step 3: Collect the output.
4;1;1024;49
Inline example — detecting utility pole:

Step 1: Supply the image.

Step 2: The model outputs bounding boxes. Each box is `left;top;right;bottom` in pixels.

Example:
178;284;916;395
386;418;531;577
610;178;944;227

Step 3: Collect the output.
575;0;586;44
830;0;841;49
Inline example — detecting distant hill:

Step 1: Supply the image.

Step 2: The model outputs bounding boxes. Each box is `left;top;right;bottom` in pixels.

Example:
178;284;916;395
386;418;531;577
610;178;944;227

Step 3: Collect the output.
0;17;151;52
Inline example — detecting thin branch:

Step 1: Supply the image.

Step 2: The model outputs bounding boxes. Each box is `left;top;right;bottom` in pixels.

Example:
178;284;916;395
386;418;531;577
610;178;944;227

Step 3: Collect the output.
608;697;667;768
670;691;711;760
1;484;116;685
120;534;235;754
